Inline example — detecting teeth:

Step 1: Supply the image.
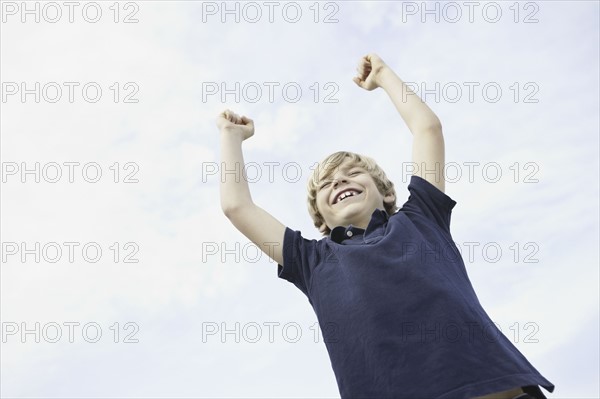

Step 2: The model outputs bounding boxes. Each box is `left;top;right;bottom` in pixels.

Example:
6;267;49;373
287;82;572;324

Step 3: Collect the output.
336;190;359;203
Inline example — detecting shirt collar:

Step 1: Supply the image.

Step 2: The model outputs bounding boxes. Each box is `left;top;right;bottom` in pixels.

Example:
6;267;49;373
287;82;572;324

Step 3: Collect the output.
329;209;389;244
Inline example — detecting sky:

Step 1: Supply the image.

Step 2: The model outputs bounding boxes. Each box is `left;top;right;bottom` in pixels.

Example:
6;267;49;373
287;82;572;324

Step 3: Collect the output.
1;0;599;398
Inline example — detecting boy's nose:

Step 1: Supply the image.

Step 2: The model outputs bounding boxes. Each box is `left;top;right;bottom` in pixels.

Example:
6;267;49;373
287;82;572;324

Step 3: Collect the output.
332;178;348;187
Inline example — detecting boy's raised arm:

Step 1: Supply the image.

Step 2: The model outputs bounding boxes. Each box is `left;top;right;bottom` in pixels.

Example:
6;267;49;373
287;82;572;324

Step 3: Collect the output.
217;110;286;266
353;54;446;193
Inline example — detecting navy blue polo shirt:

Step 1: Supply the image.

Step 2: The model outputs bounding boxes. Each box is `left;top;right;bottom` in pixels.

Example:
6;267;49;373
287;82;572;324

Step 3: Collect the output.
277;175;555;399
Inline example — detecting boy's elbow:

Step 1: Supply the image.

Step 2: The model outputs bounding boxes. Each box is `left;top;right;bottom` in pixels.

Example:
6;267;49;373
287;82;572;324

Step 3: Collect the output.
221;202;251;220
414;122;443;137
423;120;442;134
221;204;237;219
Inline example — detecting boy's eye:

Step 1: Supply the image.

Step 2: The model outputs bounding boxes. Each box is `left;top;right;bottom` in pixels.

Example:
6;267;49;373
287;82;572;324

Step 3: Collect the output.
320;181;331;189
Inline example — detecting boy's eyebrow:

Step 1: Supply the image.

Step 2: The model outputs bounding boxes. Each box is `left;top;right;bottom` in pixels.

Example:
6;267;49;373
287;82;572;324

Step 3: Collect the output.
336;164;364;173
317;164;364;184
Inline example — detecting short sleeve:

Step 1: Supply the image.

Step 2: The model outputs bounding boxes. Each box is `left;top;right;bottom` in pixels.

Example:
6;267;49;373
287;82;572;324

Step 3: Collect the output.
277;227;322;299
397;175;457;234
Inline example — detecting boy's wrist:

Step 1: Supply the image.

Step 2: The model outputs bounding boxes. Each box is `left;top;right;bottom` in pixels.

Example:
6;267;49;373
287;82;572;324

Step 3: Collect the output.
220;129;246;143
375;66;397;89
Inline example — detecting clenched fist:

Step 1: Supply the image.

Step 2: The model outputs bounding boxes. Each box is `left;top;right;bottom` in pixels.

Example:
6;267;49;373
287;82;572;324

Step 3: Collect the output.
352;53;389;91
216;109;254;141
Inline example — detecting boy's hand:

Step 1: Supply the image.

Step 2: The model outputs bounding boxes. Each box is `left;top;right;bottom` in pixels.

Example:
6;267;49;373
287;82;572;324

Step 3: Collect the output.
352;53;389;91
216;109;254;141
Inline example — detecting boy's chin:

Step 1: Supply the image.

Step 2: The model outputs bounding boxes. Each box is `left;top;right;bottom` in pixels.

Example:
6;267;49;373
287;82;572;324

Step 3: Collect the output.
331;206;375;226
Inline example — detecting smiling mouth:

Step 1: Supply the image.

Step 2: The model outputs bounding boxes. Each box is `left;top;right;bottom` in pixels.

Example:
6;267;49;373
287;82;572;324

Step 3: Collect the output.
333;189;363;205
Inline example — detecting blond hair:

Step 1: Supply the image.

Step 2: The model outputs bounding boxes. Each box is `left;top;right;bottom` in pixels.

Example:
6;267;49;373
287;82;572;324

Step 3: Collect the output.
307;151;398;235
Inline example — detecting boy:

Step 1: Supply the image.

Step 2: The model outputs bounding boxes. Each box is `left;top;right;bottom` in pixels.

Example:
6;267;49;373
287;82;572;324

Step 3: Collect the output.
216;53;555;399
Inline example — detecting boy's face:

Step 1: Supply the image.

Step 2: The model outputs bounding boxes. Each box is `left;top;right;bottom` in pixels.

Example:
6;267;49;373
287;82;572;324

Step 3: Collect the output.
315;157;395;232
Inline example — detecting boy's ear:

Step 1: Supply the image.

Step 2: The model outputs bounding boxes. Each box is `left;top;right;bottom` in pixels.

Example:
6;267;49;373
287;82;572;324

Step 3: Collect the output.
318;222;329;234
384;192;396;205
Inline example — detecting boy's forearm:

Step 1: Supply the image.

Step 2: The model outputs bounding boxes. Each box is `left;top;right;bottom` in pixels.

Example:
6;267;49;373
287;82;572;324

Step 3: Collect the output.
378;67;442;134
219;133;253;213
